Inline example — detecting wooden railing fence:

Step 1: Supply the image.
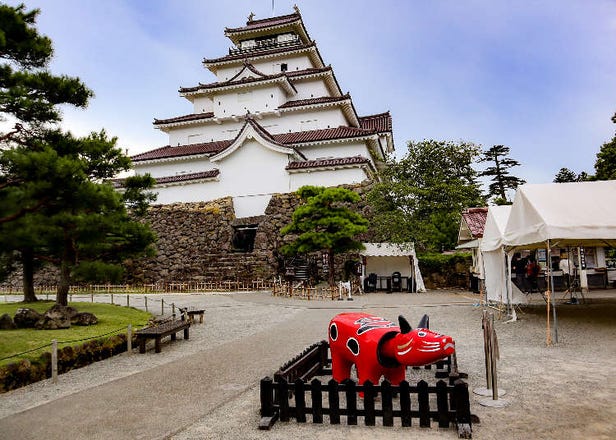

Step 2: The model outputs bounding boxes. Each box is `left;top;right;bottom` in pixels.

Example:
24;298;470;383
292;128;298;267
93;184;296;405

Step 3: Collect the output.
260;341;474;438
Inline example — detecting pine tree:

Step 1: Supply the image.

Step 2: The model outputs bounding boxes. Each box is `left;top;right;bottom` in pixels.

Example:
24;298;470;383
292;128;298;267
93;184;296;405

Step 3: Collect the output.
0;5;156;304
281;186;368;287
479;145;526;204
594;113;616;180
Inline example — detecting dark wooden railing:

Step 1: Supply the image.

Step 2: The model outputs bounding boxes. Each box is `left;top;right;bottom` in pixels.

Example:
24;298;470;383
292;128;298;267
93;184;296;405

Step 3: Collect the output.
259;341;474;438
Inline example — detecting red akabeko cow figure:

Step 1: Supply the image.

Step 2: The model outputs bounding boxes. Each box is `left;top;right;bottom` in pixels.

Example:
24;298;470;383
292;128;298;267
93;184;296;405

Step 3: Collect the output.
328;312;455;386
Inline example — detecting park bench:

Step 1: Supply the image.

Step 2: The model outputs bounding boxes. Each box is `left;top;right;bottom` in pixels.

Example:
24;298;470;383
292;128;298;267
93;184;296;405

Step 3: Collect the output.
135;319;190;353
178;307;205;324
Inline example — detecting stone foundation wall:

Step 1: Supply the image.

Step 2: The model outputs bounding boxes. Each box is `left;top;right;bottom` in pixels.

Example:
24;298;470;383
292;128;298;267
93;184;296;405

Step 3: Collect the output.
1;183;375;288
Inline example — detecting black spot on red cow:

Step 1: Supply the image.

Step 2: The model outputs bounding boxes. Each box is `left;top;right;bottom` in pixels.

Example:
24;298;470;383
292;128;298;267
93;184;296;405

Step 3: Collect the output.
346;337;360;356
330;323;338;341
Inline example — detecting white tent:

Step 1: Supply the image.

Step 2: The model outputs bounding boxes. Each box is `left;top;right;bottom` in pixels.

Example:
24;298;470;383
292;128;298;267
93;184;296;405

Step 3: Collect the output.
502;181;616;344
480;205;527;306
503;181;616;249
360;243;426;292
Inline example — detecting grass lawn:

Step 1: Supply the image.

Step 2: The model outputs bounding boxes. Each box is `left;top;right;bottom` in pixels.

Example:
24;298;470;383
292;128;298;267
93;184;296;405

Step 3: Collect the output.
0;301;152;366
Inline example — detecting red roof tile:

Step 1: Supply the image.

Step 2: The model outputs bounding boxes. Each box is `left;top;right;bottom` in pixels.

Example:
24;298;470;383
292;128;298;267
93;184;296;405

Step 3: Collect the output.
358;112;392;132
278;95;350;109
133;120;377;163
181;66;331;94
203;41;314;65
154;113;214;125
461;207;489;238
132;141;231;162
286;156;370;170
272;126;376;144
225;13;301;33
155;170;219;184
180;72;294;94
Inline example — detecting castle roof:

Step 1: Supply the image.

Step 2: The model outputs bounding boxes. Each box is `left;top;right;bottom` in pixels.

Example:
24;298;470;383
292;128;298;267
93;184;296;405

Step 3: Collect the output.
358;112;393;133
133;119;378;163
203;42;324;70
460;207;489;239
286;155;371;170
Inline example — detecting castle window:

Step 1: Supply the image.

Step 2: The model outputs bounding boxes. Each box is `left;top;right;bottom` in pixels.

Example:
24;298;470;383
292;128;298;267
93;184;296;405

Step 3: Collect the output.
280;63;288;72
232;225;257;252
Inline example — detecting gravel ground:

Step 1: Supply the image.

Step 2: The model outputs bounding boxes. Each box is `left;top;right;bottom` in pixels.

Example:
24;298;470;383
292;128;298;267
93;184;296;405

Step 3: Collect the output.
1;290;615;440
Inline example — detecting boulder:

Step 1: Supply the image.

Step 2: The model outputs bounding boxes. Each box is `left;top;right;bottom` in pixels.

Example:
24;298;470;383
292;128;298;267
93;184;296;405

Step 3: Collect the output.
72;312;98;326
13;308;43;328
0;313;16;329
35;305;74;330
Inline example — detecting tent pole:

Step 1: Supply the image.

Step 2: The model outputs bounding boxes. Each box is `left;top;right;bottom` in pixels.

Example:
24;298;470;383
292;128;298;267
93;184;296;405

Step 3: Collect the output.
547;240;559;344
505;250;512;317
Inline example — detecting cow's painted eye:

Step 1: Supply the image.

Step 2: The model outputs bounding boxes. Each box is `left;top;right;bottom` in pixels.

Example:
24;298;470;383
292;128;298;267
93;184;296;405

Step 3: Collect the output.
330;323;338;341
417;331;427;337
347;337;360;356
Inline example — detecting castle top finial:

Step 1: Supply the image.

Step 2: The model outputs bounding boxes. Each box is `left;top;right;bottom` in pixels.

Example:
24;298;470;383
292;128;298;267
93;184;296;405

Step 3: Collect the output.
247;12;255;22
293;4;301;15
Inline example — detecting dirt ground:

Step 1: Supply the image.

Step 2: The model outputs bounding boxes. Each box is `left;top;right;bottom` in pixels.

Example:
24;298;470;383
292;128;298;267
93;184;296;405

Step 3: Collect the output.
1;289;615;440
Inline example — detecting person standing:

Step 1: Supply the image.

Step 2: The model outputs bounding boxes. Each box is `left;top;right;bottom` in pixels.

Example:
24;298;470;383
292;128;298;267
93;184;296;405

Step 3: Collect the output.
559;253;574;291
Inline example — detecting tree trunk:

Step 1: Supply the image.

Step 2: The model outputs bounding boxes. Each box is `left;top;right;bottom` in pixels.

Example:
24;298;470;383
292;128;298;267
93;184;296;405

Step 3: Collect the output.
56;234;76;306
56;261;70;306
328;248;335;288
21;247;38;302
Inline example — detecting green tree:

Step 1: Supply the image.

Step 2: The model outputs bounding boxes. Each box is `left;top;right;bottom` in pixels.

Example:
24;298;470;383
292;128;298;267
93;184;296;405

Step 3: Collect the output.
367;139;484;251
0;3;91;127
0;4;156;304
553;167;590;183
594;112;616;180
280;186;368;287
0;129;156;306
479;145;525;204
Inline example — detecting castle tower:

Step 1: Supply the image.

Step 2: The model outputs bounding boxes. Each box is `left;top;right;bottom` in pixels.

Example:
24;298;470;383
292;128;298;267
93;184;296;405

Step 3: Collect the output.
131;9;394;218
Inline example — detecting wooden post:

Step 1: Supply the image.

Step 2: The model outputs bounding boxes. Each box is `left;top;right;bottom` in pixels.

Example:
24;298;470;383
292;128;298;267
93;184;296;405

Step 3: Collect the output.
127;324;132;354
127;294;130;308
278;377;290;422
453;380;472;438
111;292;114;305
418;379;430;427
91;292;94;303
327;379;340;424
345;380;358;425
51;339;58;384
311;378;323;424
399;380;412;427
363;380;376;426
172;303;176;318
144;296;148;312
161;298;164;315
294;379;306;423
260;377;274;417
382;380;394;426
436;380;450;428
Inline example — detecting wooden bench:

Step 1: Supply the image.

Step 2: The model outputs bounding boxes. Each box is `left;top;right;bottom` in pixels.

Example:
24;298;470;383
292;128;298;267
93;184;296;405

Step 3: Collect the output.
178;307;205;324
135;319;190;353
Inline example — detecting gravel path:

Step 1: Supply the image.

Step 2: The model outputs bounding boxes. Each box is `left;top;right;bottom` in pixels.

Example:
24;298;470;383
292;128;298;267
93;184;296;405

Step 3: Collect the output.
1;290;615;439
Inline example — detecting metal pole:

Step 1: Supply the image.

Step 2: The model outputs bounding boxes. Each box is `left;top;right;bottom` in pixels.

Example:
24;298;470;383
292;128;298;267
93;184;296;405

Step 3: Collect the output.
161;298;164;315
547;240;559;344
51;339;58;384
127;324;132;354
127;294;130;308
145;296;148;312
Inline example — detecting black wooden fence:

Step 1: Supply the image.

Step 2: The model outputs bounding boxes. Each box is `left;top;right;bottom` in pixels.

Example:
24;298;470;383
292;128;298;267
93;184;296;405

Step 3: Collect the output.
259;340;474;438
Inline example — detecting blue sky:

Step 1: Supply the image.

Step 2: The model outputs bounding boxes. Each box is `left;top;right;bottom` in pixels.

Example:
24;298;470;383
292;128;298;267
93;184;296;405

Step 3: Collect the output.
8;0;616;184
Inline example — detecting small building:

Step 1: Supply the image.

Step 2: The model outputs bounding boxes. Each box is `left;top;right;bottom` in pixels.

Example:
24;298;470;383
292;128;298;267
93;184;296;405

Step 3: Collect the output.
456;207;489;292
360;243;426;293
